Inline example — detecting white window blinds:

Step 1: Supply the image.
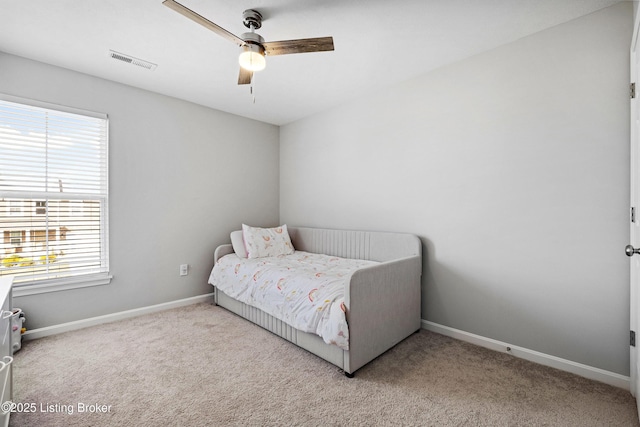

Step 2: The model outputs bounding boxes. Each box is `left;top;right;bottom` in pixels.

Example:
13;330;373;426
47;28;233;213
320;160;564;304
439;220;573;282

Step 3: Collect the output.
0;95;109;287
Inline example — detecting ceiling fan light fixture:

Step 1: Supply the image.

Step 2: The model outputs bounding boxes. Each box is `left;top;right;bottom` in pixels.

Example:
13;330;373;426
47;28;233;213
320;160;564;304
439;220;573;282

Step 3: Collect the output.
239;43;266;72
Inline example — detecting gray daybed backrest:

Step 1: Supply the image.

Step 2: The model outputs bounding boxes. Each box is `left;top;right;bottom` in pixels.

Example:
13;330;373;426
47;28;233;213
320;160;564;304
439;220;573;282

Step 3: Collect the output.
287;227;421;262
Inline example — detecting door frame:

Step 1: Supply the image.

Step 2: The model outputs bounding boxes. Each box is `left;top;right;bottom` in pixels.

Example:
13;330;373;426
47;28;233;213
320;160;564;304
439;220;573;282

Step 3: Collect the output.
630;2;640;406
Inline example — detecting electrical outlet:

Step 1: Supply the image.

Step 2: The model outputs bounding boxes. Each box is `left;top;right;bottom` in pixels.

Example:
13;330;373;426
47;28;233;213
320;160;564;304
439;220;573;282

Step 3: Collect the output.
179;264;189;276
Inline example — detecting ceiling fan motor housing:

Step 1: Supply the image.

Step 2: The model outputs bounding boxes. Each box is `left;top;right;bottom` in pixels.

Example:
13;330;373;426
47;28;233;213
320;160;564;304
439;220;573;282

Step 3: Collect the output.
241;32;265;45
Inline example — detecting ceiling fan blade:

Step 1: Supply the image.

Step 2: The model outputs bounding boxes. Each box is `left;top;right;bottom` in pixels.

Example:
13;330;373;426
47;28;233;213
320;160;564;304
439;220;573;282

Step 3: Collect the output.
238;67;253;85
163;0;244;46
263;37;334;56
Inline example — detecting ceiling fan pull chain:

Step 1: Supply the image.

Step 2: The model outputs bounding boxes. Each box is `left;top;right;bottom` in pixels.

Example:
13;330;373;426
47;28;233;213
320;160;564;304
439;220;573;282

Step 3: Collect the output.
251;77;256;104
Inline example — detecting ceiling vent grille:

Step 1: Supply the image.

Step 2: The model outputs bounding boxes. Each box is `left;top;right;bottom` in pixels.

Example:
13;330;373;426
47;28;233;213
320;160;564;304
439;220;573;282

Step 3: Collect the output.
109;50;157;71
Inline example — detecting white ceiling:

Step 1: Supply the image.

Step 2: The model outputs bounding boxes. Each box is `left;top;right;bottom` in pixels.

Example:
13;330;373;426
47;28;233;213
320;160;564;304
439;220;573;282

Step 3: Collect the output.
0;0;627;125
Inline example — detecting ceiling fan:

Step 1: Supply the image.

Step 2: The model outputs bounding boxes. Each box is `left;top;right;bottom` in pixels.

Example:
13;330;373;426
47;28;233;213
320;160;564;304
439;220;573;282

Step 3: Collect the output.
162;0;335;85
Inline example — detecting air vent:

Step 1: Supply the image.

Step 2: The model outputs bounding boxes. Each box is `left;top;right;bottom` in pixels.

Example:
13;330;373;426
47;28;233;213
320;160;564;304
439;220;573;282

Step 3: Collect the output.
108;50;157;71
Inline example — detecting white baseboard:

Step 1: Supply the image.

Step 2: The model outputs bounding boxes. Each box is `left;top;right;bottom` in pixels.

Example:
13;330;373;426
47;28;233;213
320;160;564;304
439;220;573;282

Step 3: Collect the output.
422;320;630;391
23;293;214;341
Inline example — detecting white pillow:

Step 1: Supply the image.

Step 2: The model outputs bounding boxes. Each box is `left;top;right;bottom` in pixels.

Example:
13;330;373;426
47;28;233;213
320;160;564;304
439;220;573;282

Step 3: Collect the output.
242;224;295;259
230;230;248;258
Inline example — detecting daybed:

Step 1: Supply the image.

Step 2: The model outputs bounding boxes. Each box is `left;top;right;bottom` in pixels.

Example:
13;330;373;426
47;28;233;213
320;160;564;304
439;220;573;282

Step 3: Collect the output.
208;226;422;377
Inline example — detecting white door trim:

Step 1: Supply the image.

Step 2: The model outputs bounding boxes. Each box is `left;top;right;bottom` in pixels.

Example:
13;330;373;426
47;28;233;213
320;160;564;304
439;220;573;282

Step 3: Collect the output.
629;2;640;408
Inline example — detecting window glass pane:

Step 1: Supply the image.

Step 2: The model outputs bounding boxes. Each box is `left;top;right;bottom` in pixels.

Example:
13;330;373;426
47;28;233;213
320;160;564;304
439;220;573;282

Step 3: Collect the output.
0;97;109;284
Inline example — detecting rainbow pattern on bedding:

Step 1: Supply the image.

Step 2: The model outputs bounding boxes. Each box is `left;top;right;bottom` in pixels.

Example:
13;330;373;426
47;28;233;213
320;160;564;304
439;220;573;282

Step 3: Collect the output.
208;251;378;350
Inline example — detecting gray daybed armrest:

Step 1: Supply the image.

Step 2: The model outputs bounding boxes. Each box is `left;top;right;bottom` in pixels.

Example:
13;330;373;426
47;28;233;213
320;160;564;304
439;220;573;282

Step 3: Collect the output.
344;255;422;373
213;244;234;305
214;244;234;264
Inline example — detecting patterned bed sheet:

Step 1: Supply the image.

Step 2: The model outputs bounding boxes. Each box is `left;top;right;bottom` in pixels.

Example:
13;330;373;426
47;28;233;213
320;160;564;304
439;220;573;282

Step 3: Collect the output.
208;251;378;350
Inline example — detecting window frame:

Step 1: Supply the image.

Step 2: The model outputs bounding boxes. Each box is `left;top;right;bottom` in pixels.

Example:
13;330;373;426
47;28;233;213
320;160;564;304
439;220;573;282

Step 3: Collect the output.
0;93;111;296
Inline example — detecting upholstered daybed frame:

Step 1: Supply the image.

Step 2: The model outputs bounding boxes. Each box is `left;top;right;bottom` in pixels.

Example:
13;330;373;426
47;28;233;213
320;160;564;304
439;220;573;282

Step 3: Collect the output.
212;226;422;377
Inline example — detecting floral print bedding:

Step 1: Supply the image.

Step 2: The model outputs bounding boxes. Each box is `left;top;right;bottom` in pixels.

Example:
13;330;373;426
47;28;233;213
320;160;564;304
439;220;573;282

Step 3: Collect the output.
208;251;378;350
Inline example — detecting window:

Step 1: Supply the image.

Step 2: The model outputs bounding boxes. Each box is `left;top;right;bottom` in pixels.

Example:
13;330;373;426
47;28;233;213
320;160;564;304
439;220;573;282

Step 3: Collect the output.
9;231;22;246
0;94;110;292
8;200;22;216
35;201;46;215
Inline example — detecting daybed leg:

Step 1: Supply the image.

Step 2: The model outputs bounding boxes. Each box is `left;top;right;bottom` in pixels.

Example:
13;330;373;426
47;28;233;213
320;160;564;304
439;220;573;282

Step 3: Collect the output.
344;371;354;379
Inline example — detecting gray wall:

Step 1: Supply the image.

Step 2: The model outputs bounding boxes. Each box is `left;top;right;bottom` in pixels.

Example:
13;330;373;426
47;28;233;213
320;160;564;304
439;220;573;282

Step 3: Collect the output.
0;52;280;329
280;3;632;375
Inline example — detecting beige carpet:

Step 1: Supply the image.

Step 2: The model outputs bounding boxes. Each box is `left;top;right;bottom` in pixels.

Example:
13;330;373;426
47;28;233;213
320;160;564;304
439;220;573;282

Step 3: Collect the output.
8;302;639;426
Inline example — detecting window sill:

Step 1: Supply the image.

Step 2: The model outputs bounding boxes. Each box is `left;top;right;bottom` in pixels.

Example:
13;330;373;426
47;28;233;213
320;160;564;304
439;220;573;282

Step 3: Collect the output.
12;274;113;297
